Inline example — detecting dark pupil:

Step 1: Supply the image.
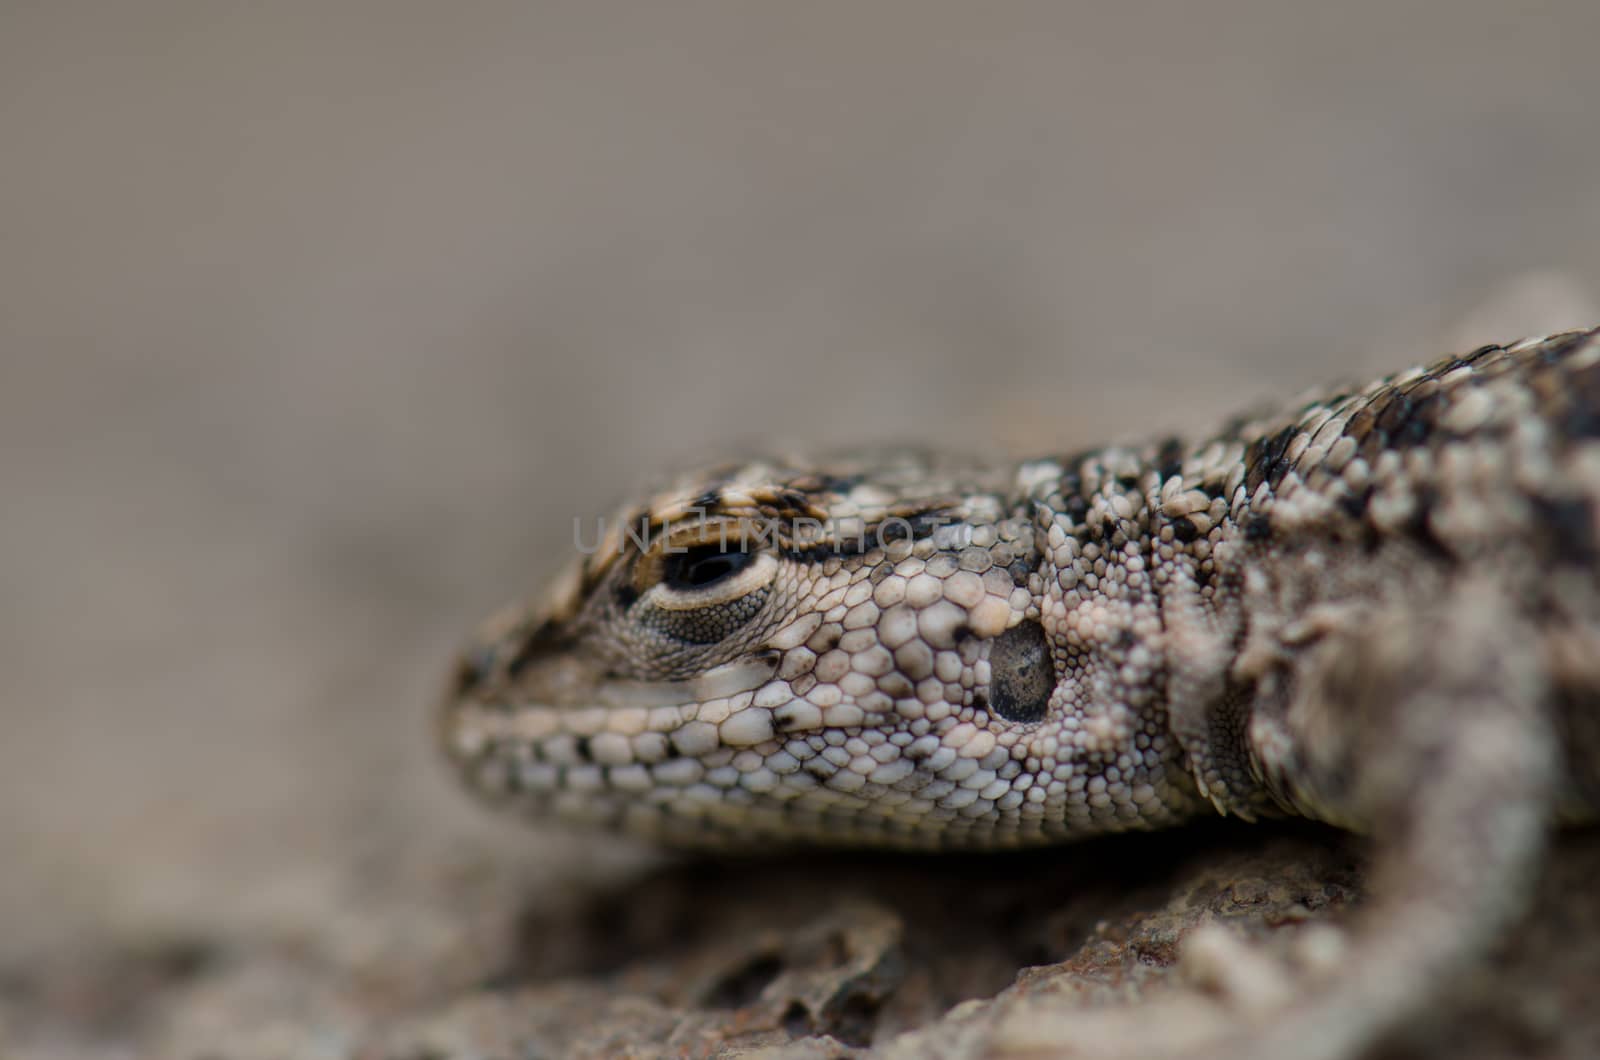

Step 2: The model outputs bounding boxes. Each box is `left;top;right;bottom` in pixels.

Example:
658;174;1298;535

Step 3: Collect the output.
664;544;751;590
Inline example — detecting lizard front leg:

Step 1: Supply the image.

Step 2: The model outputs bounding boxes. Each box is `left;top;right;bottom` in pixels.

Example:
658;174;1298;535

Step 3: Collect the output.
1202;578;1559;1060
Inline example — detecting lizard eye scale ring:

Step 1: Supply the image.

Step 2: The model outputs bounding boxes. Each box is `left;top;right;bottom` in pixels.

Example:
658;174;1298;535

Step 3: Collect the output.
636;586;772;645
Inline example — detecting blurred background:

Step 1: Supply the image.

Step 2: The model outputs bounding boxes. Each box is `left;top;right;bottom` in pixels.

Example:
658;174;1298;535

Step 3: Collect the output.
3;1;1600;1052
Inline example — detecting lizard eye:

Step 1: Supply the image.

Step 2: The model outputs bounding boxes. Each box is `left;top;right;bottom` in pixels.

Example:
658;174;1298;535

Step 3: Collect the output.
636;542;777;645
663;543;753;591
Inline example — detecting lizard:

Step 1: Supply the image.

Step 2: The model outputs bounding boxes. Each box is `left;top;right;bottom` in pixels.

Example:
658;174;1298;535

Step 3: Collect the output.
440;327;1600;1059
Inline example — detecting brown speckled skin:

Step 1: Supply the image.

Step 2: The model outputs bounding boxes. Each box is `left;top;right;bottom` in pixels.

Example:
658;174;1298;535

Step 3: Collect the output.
443;328;1599;1059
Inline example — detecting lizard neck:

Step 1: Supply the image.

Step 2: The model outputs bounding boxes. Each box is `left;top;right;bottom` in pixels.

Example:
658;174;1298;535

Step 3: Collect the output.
1007;441;1254;827
1008;404;1328;825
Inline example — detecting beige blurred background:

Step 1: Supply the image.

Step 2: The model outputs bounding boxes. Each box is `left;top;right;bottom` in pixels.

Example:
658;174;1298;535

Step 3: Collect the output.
3;0;1600;1050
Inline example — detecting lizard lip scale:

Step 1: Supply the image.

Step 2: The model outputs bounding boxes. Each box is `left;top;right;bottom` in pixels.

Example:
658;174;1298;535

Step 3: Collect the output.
441;328;1600;1056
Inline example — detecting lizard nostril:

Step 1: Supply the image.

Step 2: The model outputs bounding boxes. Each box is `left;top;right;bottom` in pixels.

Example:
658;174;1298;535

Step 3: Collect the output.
987;619;1055;723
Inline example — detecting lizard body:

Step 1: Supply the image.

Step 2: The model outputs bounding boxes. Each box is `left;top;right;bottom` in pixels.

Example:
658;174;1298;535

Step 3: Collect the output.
441;327;1600;1058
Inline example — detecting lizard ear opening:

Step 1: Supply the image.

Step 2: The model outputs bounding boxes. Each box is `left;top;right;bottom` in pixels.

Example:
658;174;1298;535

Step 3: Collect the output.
986;619;1055;723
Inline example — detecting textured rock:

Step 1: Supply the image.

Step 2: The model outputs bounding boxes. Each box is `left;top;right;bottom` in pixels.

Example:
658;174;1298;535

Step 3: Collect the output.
9;824;1594;1058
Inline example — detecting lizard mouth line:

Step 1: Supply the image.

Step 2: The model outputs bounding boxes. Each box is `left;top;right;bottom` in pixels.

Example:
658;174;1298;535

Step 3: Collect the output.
591;655;781;710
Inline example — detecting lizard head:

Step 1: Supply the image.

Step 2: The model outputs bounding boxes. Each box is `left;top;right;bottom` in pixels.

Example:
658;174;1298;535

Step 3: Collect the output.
439;450;1140;848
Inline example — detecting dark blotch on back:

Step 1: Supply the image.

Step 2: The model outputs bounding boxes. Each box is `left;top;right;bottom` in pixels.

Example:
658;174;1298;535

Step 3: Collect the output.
1531;493;1598;565
1559;355;1600;440
818;473;864;494
987;619;1055;724
1375;381;1449;449
1402;482;1455;562
1350;378;1453;460
1245;425;1297;493
1155;436;1185;480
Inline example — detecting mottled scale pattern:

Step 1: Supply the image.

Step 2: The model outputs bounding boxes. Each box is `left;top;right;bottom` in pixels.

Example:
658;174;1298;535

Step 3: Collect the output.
440;328;1600;1059
441;328;1600;851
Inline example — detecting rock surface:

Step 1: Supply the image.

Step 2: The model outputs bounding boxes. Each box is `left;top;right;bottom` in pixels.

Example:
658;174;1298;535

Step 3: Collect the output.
7;823;1598;1058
